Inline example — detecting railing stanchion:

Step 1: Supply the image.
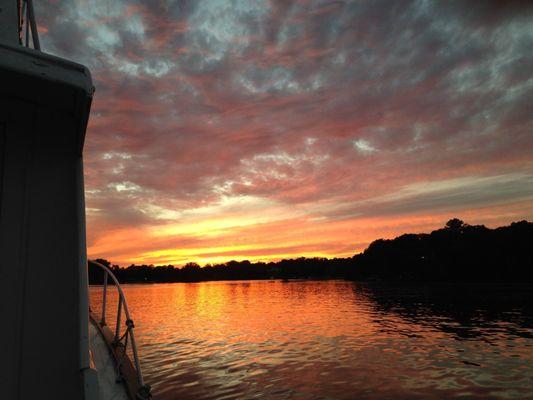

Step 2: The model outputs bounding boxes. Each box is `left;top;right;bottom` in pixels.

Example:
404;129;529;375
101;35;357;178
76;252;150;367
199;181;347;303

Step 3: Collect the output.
115;295;123;343
101;270;108;325
129;322;144;386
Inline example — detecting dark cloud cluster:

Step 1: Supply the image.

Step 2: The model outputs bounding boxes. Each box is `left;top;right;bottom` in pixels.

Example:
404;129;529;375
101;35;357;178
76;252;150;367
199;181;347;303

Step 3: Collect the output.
36;0;533;263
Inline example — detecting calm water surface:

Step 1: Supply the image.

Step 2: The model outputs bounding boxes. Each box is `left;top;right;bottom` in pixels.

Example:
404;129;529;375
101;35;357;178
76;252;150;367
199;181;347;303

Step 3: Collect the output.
90;281;533;399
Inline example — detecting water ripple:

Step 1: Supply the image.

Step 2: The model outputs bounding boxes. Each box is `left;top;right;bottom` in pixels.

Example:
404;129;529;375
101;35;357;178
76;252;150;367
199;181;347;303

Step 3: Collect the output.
90;281;533;399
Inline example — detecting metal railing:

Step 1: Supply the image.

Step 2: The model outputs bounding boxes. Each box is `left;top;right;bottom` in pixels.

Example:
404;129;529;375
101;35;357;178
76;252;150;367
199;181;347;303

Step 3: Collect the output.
17;0;41;50
89;260;151;400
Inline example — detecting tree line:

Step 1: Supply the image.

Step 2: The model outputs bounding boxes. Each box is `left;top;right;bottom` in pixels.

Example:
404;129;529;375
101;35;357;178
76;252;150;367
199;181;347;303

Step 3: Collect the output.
89;219;533;284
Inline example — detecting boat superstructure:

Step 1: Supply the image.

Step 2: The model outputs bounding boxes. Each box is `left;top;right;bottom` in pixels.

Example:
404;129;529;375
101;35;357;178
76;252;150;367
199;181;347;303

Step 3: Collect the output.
0;1;149;399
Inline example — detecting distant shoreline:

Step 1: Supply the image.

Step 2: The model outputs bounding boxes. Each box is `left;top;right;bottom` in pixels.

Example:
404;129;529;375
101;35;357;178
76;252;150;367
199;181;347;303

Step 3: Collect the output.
88;279;533;286
89;219;533;285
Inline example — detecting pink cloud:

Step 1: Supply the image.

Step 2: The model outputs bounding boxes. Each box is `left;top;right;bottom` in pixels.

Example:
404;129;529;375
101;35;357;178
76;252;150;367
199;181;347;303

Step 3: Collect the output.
34;0;533;265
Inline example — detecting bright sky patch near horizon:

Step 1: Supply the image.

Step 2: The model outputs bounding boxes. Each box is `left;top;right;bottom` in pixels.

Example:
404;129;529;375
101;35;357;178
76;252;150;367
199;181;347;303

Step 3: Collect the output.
37;0;533;266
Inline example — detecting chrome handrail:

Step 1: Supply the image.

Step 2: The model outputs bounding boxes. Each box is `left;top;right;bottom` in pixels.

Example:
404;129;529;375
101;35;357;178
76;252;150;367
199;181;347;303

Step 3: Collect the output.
89;260;151;399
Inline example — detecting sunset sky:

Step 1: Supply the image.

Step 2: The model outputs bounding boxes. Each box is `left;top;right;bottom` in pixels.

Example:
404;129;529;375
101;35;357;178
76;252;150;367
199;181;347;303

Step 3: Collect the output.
37;0;533;266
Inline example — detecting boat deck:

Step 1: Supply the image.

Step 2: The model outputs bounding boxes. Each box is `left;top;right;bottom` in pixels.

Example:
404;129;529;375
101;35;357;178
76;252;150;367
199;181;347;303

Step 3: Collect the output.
89;320;130;400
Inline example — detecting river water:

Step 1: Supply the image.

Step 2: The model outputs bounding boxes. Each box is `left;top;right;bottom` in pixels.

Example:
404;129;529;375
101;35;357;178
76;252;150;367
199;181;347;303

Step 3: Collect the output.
89;281;533;399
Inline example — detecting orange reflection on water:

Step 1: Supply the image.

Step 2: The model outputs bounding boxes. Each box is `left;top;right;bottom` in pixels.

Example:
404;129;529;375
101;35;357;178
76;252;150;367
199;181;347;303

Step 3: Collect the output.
89;281;533;400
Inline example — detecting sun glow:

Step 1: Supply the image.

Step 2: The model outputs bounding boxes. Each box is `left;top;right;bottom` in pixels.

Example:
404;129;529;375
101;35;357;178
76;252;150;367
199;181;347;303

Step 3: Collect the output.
132;246;334;266
87;196;533;268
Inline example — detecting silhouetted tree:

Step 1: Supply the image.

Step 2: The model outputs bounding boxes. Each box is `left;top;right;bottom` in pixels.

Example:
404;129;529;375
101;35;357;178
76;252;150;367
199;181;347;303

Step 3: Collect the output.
445;218;467;232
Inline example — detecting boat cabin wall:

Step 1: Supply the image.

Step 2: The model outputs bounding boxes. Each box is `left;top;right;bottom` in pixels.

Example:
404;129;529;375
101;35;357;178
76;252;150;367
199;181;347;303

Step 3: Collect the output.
0;47;94;399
